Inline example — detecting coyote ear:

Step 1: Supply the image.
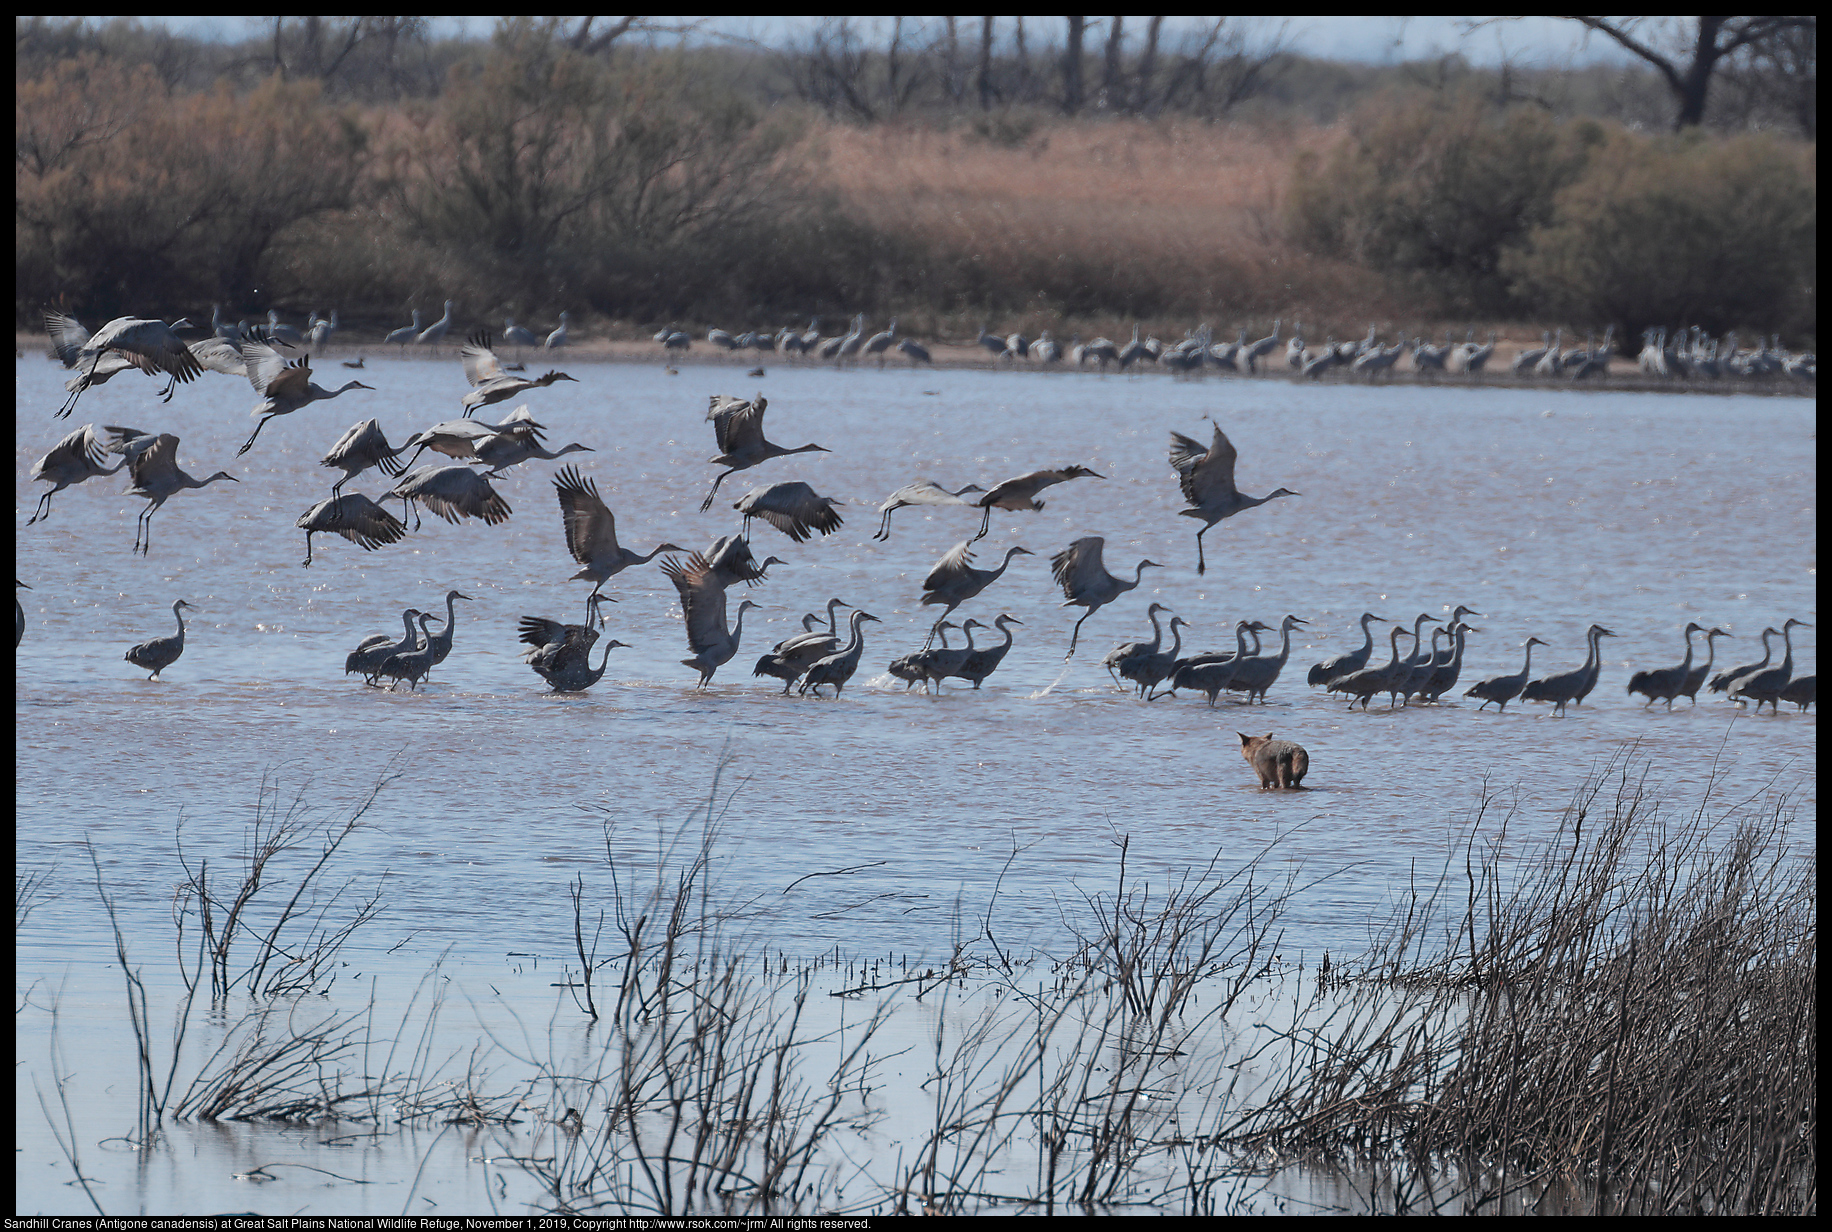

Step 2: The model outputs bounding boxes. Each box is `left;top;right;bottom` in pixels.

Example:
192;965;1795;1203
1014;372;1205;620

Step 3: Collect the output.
1237;732;1252;743
1265;733;1274;741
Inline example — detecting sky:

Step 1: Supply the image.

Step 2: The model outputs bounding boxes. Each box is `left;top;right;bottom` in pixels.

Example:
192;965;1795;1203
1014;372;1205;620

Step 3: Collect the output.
142;16;1643;69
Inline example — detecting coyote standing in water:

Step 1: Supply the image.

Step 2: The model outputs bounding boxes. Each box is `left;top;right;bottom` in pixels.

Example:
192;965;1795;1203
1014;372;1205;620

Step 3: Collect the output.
1239;732;1309;790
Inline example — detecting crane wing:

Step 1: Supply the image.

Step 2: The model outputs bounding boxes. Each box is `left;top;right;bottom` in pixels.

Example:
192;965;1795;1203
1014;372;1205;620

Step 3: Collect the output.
1050;536;1108;598
554;464;620;565
922;540;976;592
661;552;732;654
44;311;91;365
707;394;765;456
461;329;505;388
1170;425;1238;506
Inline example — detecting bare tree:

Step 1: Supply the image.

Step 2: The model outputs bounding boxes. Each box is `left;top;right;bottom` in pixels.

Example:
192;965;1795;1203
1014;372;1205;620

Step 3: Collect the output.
1102;16;1127;111
1136;16;1165;115
790;17;877;122
1716;21;1817;137
1554;16;1816;130
1159;18;1291;117
977;16;996;111
1063;16;1088;114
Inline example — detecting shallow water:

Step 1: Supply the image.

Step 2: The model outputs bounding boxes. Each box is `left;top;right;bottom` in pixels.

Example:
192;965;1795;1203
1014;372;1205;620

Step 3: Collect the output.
15;353;1816;1214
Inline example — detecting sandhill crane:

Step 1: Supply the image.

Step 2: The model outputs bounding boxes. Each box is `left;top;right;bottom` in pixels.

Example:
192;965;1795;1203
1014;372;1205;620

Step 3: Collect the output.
976;325;1009;360
971;465;1105;541
1163;620;1267;705
831;314;867;363
296;492;408;567
415;300;456;348
503;317;539;350
1308;612;1388;686
733;481;843;543
376;602;465;692
873;480;985;541
800;610;881;697
1051;536;1161;658
1521;624;1614;714
1513;331;1553;375
1120;615;1189;698
1421;621;1479;702
1466;637;1548;712
1168;422;1299;574
1709;627;1777;695
888;622;956;693
185;334;249;380
920;542;1033;639
51;313;203;418
518;593;614;691
263;310;305;347
1243;321;1282;372
348;608;424;685
1285;323;1306;370
1410;334;1452;375
1535;329;1568;378
797;316;824;354
708;327;739;350
321;420;410;497
753;597;849;693
1105;603;1171;687
459;329;577;414
1460;330;1498;373
551;464;686;612
1226;614;1309;703
1005;332;1031;359
1627;622;1707;709
472;405;592;474
236;337;373;456
421;588;475;671
1302;342;1338;380
210;304;241;343
307;310;338;351
898;337;932;365
1117;326;1150;370
1679;627;1730;704
396;417;485;464
1328;625;1417;710
956;614;1021;689
104;427;238;555
697;535;786;590
864;319;898;363
385;466;511;530
699;393;830;511
1780;674;1815;710
385;311;423;349
1729;618;1811;713
1399;625;1451;703
662;552;760;688
372;613;442;691
1207;327;1248;371
1032;331;1061;364
46;314;141;395
125;599;195;680
545;312;572;350
29;423;125;525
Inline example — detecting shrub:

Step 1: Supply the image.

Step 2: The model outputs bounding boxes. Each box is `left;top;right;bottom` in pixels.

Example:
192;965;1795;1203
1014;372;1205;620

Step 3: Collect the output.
1503;132;1816;341
1285;94;1596;316
16;58;367;318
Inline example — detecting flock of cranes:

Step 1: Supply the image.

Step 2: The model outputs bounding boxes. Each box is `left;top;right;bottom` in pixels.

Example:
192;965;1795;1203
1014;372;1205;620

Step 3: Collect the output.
658;316;1816;385
21;306;1814;713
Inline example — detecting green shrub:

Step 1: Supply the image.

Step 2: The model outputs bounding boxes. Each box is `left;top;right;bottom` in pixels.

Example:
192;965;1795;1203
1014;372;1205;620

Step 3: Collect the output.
1503;132;1816;341
1285;94;1595;316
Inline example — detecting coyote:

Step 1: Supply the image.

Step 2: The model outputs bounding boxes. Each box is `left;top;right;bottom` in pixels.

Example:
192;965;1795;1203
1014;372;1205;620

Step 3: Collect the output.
1239;732;1309;790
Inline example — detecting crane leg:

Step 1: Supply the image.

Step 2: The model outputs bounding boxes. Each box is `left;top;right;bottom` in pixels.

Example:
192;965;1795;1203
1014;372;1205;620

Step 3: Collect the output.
238;417;270;457
699;472;730;513
302;532;315;568
1196;526;1209;575
1065;611;1093;658
974;506;991;541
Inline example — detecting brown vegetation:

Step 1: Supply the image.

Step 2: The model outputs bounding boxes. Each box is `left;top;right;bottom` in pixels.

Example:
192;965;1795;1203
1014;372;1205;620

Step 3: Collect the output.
14;20;1817;347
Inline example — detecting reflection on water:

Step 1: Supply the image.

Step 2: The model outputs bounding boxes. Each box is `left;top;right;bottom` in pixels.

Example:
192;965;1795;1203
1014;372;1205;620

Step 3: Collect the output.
16;355;1815;1214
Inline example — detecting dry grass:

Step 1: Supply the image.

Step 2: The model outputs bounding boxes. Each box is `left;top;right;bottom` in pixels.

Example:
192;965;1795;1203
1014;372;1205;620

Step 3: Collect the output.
803;117;1402;338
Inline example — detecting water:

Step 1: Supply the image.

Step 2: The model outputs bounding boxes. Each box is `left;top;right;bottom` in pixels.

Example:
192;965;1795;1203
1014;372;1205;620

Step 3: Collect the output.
15;353;1816;1214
